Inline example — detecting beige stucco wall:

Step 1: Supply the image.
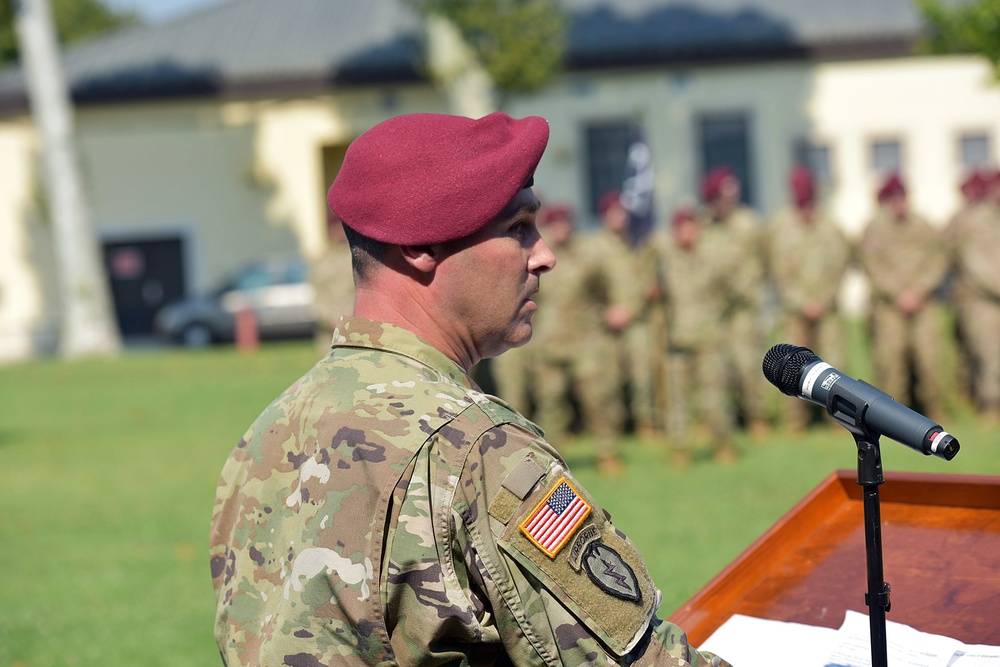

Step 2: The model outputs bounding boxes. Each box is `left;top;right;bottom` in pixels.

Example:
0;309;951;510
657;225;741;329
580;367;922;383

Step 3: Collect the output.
809;55;1000;236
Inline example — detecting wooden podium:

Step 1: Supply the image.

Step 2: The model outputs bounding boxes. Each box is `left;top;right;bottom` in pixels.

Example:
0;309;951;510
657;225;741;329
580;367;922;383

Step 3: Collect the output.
668;470;1000;646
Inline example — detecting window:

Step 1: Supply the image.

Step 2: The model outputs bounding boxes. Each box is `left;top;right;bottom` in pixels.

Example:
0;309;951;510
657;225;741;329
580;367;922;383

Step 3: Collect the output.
698;113;754;205
793;140;833;186
959;133;992;170
583;119;637;219
871;139;902;176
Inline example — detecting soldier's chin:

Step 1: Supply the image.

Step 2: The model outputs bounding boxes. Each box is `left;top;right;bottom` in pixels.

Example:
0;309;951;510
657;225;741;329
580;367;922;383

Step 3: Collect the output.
504;322;534;352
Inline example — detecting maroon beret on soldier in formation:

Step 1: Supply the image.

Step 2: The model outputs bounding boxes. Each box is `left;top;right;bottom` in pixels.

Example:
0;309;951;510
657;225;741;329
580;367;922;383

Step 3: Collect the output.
960;171;988;202
539;203;574;226
671;207;695;229
701;165;733;202
597;190;622;216
789;165;815;208
877;173;906;203
327;112;549;245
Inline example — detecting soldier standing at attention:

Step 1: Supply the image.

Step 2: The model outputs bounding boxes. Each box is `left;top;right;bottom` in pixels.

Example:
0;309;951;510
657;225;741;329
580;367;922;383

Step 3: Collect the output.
944;170;991;403
698;166;771;437
951;169;1000;422
531;203;629;471
766;166;851;431
210;113;730;666
659;208;736;463
596;191;659;441
859;173;950;423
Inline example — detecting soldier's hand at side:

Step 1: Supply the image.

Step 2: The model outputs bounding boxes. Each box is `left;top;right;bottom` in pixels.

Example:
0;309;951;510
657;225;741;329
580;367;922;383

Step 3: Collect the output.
605;305;632;332
896;291;923;315
803;301;825;322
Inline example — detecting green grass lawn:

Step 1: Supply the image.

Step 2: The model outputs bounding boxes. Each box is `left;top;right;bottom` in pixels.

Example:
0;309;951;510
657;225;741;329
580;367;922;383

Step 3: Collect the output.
1;340;996;666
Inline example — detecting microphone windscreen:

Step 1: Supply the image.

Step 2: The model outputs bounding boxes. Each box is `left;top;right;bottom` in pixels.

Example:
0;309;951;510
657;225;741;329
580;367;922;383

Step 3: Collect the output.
762;344;817;395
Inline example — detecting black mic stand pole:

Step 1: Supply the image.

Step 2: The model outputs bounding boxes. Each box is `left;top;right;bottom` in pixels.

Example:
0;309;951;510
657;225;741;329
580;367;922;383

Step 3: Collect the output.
827;396;890;667
853;430;890;667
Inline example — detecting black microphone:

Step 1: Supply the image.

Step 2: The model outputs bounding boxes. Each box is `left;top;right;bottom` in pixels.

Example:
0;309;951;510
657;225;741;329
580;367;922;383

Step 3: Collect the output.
762;343;959;461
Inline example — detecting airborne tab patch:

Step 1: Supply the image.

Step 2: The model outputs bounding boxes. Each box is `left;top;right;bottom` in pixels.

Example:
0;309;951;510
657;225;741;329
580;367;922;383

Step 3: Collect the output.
519;477;592;558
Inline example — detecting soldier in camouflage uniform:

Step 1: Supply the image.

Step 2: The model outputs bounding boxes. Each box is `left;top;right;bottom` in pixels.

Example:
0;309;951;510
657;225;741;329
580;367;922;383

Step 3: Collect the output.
596;192;662;440
766;166;851;431
210;112;730;666
530;203;628;467
859;173;950;422
656;208;735;462
944;170;992;404
310;212;356;354
698;166;771;437
950;169;1000;421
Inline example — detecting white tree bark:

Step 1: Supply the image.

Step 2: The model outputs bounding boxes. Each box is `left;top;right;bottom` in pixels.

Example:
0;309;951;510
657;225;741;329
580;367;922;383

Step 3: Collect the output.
15;0;121;357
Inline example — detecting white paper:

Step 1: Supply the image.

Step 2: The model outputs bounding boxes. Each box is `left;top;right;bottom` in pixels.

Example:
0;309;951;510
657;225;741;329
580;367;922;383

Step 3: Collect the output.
824;610;961;667
700;614;838;667
697;611;1000;667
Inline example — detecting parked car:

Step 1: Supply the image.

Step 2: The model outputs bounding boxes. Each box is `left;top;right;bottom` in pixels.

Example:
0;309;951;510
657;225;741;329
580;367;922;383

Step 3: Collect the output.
154;255;316;346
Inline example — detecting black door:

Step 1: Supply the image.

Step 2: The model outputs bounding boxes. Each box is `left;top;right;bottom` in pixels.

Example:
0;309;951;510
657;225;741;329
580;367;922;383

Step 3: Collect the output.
698;112;754;206
103;237;186;337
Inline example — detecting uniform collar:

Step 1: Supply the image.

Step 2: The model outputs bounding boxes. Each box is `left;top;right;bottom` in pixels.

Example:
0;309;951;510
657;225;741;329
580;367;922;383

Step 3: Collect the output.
330;316;478;391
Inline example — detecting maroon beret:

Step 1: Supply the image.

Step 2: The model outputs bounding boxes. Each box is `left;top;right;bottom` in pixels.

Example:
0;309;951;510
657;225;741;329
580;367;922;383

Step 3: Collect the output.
327;112;549;245
539;203;574;226
877;173;906;203
701;165;733;202
671;207;695;229
960;171;987;201
789;165;815;208
597;190;622;216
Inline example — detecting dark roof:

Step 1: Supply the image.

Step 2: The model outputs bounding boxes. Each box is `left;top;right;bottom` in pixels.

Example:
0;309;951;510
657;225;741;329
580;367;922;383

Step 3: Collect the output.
0;0;937;112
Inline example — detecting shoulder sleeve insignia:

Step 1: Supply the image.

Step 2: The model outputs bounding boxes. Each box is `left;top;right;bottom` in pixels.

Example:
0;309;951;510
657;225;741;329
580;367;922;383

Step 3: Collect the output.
582;541;642;603
519;477;592;558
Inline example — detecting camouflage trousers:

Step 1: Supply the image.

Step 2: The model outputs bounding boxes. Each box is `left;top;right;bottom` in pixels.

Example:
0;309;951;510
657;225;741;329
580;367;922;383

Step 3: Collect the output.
957;294;1000;413
535;343;625;459
621;322;656;434
664;346;733;451
870;301;947;419
780;312;845;430
724;308;770;426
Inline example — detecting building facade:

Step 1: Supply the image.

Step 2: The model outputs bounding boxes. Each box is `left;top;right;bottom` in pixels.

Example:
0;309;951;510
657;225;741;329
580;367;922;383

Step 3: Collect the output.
1;0;998;361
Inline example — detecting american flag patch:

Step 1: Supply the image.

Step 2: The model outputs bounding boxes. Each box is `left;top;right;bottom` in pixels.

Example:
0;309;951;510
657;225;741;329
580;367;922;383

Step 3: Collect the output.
519;478;592;558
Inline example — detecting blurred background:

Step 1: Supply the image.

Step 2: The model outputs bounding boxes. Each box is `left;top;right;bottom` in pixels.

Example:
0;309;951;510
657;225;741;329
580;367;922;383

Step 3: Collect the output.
1;0;999;665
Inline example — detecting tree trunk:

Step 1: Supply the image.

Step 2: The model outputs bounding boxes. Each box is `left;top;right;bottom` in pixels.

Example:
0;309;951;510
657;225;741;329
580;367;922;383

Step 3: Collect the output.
15;0;121;357
424;14;497;118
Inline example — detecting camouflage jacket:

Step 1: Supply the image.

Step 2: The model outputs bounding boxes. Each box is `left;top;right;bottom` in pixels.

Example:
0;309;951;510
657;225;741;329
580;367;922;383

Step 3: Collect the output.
860;208;949;305
210;316;729;666
766;207;850;315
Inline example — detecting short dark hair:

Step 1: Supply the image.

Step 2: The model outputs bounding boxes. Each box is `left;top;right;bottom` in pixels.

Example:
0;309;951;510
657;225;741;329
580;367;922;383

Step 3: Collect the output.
341;223;389;283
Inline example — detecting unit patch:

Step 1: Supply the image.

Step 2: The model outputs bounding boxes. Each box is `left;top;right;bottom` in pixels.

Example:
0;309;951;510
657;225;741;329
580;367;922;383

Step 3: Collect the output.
519;477;592;558
582;541;642;603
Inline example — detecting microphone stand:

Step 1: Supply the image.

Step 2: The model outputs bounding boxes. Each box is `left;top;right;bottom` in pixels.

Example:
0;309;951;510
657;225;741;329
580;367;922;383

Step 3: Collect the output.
826;397;891;667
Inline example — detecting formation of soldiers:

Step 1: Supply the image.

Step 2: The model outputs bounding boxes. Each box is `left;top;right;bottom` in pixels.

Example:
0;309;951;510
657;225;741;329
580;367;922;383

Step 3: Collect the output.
489;166;1000;472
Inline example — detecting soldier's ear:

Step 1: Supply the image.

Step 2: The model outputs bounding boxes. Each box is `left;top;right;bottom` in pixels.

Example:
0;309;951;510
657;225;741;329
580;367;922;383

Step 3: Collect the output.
399;244;438;274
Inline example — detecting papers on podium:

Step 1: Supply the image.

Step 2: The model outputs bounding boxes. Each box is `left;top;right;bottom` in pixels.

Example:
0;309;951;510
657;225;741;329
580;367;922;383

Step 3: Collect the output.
699;610;1000;667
